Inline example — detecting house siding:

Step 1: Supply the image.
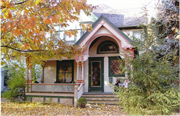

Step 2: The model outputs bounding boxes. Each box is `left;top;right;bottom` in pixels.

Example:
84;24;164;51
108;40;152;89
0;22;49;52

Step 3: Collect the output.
93;27;112;36
44;61;56;83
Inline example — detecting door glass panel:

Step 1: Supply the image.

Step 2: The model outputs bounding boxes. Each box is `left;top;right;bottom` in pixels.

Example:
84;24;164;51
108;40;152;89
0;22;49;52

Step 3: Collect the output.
58;62;72;83
91;61;101;87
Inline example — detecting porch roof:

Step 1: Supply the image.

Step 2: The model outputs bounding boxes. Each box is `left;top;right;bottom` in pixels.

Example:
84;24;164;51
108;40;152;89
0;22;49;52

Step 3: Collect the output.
75;16;134;47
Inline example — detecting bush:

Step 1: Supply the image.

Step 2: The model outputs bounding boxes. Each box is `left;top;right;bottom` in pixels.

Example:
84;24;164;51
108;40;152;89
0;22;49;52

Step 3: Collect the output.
2;62;27;101
77;97;87;107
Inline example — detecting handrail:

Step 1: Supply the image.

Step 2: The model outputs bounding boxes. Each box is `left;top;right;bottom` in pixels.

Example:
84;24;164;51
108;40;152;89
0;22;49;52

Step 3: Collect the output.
78;83;83;91
30;83;79;85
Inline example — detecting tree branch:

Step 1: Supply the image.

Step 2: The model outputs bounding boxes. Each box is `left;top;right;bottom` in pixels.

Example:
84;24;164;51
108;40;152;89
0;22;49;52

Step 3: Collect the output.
1;31;10;40
14;0;29;5
1;45;46;53
1;0;29;9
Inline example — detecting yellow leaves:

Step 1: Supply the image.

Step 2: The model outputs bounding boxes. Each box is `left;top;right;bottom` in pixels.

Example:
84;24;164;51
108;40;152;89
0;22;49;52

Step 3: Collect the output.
1;101;125;115
33;38;37;43
19;16;23;25
14;28;20;36
80;23;92;32
1;0;93;65
43;18;53;25
3;9;9;19
24;44;29;50
8;10;12;18
35;0;40;5
1;7;7;13
65;30;72;38
1;1;11;9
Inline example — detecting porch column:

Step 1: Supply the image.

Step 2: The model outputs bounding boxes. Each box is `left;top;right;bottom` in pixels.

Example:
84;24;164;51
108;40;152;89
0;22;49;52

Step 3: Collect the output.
28;66;32;92
129;49;135;81
25;66;29;92
81;61;85;92
80;51;84;83
74;85;78;107
26;57;32;92
124;48;135;88
81;61;84;82
124;49;128;79
41;66;44;83
124;49;129;88
28;66;32;83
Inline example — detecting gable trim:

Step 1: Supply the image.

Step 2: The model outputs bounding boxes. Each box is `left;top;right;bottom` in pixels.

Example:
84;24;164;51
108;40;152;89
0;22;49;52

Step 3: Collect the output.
75;16;134;48
85;33;122;53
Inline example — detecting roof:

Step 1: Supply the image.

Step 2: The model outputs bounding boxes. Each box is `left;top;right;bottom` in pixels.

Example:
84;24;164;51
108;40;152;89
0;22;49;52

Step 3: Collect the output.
94;13;145;28
75;16;133;46
92;4;146;27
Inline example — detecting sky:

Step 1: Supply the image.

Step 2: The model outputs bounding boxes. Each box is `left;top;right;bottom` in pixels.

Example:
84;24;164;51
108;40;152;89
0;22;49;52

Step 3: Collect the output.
87;0;160;9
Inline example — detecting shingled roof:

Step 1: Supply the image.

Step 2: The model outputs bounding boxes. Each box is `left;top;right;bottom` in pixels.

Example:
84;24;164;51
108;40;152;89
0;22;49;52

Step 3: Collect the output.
92;4;146;27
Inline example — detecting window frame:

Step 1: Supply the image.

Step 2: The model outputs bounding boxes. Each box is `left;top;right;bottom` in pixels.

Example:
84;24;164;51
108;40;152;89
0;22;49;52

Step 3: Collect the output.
108;56;125;77
97;41;119;54
55;60;74;83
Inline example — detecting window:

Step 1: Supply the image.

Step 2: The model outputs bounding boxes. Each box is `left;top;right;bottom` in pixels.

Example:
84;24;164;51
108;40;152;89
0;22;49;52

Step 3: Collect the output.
133;30;143;41
55;60;74;83
97;41;118;54
109;57;124;77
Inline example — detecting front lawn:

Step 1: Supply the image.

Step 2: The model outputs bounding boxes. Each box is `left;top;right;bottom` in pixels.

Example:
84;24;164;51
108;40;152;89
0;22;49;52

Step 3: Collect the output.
1;99;125;115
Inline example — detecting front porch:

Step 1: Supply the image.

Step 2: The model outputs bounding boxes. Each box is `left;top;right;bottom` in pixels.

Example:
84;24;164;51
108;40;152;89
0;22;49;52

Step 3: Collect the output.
25;83;84;107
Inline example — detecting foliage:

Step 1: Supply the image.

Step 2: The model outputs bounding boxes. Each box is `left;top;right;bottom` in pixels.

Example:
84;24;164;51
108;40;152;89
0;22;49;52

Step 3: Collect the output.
151;0;179;60
2;61;27;101
114;6;179;115
1;0;93;66
77;97;87;106
1;101;126;115
153;0;179;40
32;64;42;83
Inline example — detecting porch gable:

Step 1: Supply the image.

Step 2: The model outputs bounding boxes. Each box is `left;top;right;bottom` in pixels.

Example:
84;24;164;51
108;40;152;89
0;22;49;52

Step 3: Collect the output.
75;16;134;49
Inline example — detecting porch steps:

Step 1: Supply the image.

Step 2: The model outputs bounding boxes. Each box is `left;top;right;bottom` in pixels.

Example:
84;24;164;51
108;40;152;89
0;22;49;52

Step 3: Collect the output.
82;93;119;105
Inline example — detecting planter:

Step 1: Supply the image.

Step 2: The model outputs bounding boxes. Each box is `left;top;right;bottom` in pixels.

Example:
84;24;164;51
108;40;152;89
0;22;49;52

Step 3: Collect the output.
77;97;87;108
80;104;86;108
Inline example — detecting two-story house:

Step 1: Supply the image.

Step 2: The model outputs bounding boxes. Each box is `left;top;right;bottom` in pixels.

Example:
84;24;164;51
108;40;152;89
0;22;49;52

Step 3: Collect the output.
25;5;145;107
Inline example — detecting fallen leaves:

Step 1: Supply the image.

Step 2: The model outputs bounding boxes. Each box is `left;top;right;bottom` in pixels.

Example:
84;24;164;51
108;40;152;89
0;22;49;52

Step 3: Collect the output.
1;100;126;116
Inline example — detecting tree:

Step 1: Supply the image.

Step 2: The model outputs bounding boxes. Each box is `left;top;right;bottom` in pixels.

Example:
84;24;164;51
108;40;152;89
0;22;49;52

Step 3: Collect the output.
1;0;93;66
152;0;179;61
2;61;27;101
114;6;179;115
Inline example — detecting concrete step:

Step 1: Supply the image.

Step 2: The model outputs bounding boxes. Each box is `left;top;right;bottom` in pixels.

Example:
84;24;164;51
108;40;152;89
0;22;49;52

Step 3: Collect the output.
86;97;119;101
87;100;119;105
82;93;119;105
82;94;117;98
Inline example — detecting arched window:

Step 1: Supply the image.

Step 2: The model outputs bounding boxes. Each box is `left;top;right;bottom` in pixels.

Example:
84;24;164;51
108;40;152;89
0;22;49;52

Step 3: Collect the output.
97;41;118;54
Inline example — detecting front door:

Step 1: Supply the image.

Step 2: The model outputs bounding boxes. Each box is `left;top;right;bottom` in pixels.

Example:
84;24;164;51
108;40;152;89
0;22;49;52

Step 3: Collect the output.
89;57;104;92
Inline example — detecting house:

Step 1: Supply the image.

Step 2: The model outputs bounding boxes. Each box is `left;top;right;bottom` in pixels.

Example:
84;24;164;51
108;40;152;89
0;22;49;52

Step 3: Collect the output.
25;5;145;107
